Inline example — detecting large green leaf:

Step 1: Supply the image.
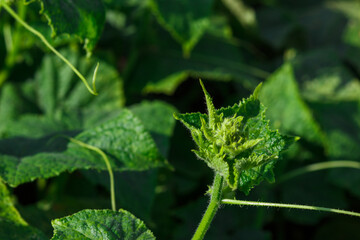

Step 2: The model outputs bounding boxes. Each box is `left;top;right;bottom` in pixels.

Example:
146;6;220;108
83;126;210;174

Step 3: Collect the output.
0;181;47;240
51;209;155;239
0;109;168;187
36;0;106;54
149;0;214;55
259;63;325;145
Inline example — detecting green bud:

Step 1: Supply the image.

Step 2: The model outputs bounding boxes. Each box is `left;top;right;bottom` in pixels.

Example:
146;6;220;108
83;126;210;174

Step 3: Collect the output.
175;80;296;194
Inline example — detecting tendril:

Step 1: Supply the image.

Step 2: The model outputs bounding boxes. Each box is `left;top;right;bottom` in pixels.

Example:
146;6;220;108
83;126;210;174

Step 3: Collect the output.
1;1;99;95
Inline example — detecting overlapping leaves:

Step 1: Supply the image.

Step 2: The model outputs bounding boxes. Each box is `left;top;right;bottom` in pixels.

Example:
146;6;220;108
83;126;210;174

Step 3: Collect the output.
0;109;168;187
175;80;295;194
0;50;173;187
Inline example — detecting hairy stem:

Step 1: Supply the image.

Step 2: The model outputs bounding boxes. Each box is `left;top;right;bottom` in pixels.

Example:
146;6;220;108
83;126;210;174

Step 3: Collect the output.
69;138;116;211
222;199;360;218
0;2;99;95
278;160;360;183
192;173;224;240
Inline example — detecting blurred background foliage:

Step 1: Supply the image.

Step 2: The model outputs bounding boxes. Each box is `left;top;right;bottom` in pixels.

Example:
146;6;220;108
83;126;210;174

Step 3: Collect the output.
1;0;360;239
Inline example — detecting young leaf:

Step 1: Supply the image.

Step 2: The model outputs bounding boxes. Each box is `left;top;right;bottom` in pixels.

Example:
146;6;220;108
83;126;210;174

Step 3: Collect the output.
0;180;47;240
36;0;106;54
51;209;155;240
175;80;295;194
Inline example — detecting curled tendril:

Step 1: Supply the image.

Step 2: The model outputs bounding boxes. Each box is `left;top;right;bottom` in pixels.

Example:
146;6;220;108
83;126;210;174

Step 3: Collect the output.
92;62;100;95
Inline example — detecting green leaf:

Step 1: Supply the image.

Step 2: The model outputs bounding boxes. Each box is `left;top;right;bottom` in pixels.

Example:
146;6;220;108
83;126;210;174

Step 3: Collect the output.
291;48;360;102
71;109;167;171
175;81;295;193
126;35;264;95
0;180;47;240
0;109;168;187
130;101;177;137
0;84;30;138
130;101;177;157
34;50;124;122
149;0;214;56
259;63;325;145
343;20;360;48
51;209;155;240
0;49;124;138
37;0;106;54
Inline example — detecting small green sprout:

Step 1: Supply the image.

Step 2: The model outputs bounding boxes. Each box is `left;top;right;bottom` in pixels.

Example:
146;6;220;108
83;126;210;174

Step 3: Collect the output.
175;80;295;194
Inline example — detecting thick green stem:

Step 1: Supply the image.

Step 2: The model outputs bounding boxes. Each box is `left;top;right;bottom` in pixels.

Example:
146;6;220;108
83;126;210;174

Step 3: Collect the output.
222;199;360;217
192;173;224;240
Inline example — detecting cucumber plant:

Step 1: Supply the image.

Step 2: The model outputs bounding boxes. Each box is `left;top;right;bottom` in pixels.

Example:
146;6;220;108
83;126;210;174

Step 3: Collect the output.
1;0;360;239
175;81;360;240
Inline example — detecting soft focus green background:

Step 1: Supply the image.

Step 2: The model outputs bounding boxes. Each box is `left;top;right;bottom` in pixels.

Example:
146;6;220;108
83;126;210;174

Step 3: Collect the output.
1;0;360;239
